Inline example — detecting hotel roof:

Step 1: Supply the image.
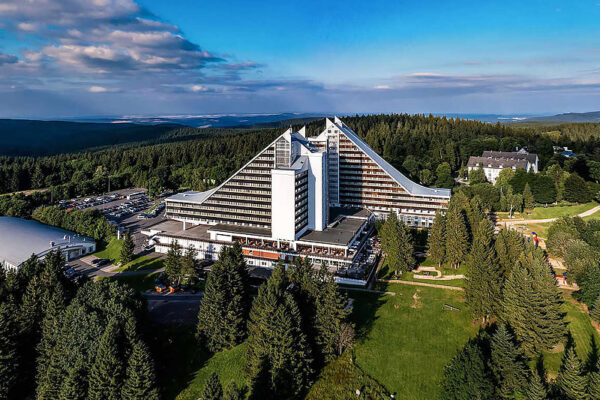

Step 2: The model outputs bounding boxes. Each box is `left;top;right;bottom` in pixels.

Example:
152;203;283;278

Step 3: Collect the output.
0;217;94;267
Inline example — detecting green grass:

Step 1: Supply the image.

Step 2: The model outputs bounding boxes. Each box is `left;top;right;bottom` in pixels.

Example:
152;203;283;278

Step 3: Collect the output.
93;238;122;263
349;283;478;399
539;290;600;378
523;202;597;220
99;271;161;292
175;343;249;400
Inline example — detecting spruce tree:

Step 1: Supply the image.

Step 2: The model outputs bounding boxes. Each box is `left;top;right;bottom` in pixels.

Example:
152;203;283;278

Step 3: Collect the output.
180;245;198;284
88;320;125;400
58;357;87;400
120;230;135;265
0;302;19;399
495;229;523;278
201;372;223;400
556;347;588;400
440;340;495;400
502;259;566;354
523;183;535;210
380;212;414;275
445;202;469;269
165;240;182;285
121;340;160;400
525;369;548;400
246;264;313;399
490;324;529;398
197;243;250;351
223;381;242;400
588;364;600;400
465;220;502;322
590;296;600;323
428;210;446;268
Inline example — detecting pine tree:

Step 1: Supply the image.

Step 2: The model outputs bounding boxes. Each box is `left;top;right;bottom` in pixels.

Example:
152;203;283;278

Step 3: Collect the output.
588;364;600;400
58;357;87;400
180;245;198;284
88;320;125;400
246;264;313;399
590;296;600;324
223;381;242;400
523;183;535;210
489;324;529;398
428;210;446;268
201;372;223;400
0;302;19;399
556;347;588;400
495;229;523;278
445;202;469;269
197;243;250;351
465;220;502;323
525;369;548;400
380;212;414;275
502;259;566;354
440;340;495;400
120;230;135;265
165;240;182;285
121;340;159;400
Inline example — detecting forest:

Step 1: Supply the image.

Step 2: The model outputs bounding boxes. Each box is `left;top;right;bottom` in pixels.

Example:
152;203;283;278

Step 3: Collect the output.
2;114;600;204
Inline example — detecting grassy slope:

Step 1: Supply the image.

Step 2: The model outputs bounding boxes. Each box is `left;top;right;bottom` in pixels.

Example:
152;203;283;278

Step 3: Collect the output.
94;238;164;272
524;202;597;219
540;290;600;377
349;283;477;399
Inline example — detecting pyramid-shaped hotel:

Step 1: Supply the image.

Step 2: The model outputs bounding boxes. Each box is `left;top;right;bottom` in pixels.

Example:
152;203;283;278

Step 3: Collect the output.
146;117;450;282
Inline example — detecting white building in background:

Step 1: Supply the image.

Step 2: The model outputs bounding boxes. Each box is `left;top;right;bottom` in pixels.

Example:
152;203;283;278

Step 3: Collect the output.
145;117;450;279
0;217;96;270
467;150;539;183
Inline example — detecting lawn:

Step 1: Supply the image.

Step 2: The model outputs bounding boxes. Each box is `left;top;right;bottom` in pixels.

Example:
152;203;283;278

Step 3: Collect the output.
496;202;598;222
93;238;122;263
539;290;600;378
349;283;478;399
99;270;162;292
94;238;164;272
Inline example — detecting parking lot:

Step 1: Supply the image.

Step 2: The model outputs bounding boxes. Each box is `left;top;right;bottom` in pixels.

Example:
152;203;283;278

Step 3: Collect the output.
59;188;168;253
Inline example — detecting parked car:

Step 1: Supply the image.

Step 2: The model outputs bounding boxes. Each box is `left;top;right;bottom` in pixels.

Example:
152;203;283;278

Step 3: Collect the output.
96;259;111;267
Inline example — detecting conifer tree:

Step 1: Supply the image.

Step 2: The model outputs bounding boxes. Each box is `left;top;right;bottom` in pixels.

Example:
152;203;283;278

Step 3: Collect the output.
590;296;600;323
88;320;124;400
489;324;529;398
165;240;182;285
246;264;313;399
58;357;87;400
36;286;66;387
445;202;469;269
223;381;242;400
428;210;446;268
495;229;524;278
465;220;502;322
197;243;250;351
120;229;135;265
440;340;495;400
0;302;19;399
201;372;223;400
502;259;566;354
556;347;588;400
523;183;535;210
588;362;600;400
380;212;414;275
525;369;548;400
180;245;198;284
121;340;160;400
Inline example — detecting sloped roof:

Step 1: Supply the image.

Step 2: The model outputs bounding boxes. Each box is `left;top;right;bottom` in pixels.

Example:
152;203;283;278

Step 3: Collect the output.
467;156;528;169
481;151;537;164
167;188;217;203
330;117;451;199
0;217;94;267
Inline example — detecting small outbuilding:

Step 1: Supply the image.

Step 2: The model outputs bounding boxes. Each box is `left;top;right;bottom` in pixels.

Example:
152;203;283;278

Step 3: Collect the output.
0;217;96;270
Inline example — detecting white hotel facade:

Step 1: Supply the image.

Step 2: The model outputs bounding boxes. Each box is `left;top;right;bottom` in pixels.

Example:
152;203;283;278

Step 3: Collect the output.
146;117;450;274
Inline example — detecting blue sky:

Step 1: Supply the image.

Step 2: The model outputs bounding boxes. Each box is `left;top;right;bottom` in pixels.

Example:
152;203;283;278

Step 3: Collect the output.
0;0;599;118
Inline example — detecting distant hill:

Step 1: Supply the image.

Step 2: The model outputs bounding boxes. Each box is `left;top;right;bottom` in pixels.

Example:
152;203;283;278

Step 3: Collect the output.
0;119;193;156
521;111;600;123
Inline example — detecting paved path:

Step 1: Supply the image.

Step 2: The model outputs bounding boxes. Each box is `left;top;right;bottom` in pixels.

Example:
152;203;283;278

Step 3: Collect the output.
499;205;600;226
378;279;465;291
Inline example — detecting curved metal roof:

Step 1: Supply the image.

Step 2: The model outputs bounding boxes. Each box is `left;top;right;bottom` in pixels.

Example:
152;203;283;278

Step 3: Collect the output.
0;217;94;268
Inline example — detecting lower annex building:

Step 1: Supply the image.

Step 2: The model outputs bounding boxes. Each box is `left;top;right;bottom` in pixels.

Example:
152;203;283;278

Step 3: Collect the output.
146;117;450;281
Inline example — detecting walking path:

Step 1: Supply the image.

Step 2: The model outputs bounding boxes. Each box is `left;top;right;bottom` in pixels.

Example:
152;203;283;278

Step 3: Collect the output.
500;205;600;226
377;279;465;292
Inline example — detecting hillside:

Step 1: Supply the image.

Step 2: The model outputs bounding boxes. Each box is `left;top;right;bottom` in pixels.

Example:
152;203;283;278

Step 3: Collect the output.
522;111;600;123
0;119;186;156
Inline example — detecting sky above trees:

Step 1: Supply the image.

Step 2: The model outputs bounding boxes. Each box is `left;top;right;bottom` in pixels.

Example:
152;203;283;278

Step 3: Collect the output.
0;0;599;117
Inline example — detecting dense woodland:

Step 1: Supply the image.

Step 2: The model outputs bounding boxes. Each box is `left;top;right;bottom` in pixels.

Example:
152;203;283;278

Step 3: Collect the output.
2;115;600;205
0;250;160;399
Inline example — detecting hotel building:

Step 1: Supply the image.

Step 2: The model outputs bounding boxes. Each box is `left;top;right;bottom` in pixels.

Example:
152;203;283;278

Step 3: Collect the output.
146;117;450;282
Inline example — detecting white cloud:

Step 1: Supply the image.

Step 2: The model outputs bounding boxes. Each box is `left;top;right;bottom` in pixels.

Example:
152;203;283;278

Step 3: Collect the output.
89;85;108;92
190;85;208;92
